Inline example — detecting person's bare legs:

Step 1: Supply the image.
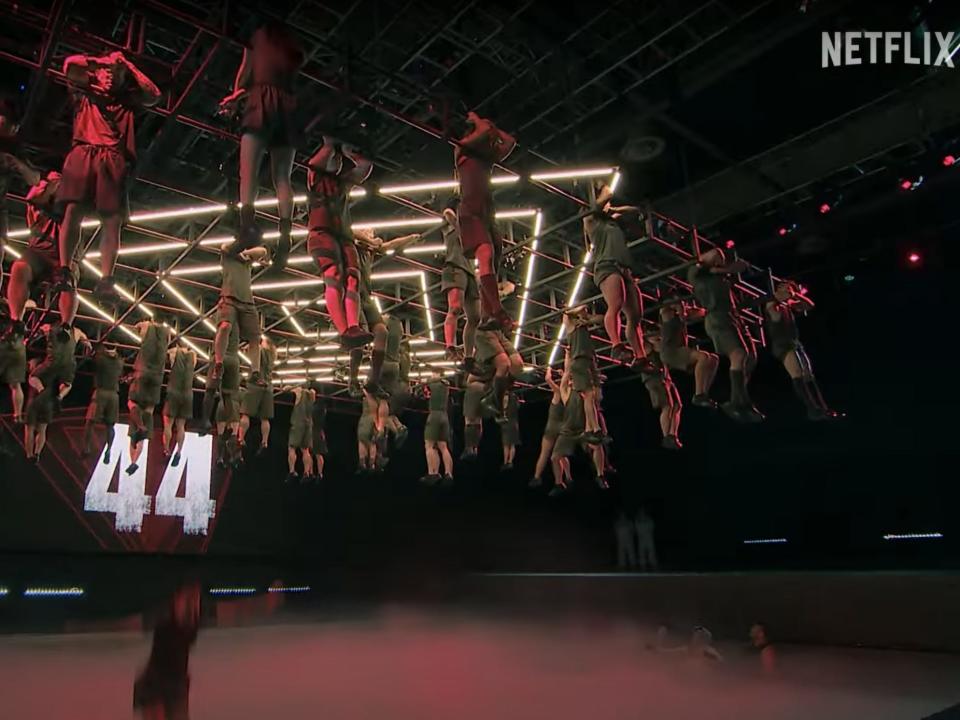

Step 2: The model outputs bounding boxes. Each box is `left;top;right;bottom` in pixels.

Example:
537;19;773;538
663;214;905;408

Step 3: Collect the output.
322;266;348;335
438;441;453;477
238;133;268;209
551;454;570;487
24;423;35;458
162;412;174;454
692;350;719;396
463;295;480;359
357;442;368;470
301;449;314;477
444;288;463;350
287;446;297;474
590;442;605;478
534;435;556;481
238;413;250;445
175;418;186;455
623;279;647;360
35;423;48;457
270;148;295;219
57;203;82;276
213;321;232;365
582;388;600;433
424;441;440;475
6;260;32;321
343;272;363;329
599;274;625;350
10;384;23;422
99;214;122;280
259;419;270;449
314;451;325;478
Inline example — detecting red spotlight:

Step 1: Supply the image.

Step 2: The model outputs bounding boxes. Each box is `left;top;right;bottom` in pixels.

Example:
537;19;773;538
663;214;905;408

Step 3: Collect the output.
944;155;956;167
900;179;913;190
724;239;736;249
778;227;788;236
908;252;921;264
819;202;831;214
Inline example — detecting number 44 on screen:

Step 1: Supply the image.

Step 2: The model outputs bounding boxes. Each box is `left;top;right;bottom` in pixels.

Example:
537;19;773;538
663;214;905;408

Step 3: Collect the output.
83;423;216;535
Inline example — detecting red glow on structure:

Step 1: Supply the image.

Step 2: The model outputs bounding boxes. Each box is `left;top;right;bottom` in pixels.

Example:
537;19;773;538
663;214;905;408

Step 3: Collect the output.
944;155;956;167
725;240;736;249
908;252;921;264
819;203;831;214
778;227;788;236
900;179;913;190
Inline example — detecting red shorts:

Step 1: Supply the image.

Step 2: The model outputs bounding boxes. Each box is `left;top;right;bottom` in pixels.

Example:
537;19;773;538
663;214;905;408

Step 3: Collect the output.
57;144;129;216
309;230;359;275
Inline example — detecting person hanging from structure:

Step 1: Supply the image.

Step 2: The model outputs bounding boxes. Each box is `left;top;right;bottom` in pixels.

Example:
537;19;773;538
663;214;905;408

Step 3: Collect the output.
640;335;683;450
348;229;423;398
419;365;454;486
161;342;196;467
562;306;606;445
126;317;173;475
81;341;124;463
207;241;267;394
549;350;607;494
688;248;764;423
440;197;480;362
305;137;373;350
763;281;838;421
460;354;493;461
377;313;409;453
0;160;66;427
217;21;304;269
23;322;88;463
211;323;242;470
657;297;719;410
584;180;653;370
500;389;520;472
286;381;316;483
529;366;567;488
385;335;413;447
238;336;276;455
635;507;659;572
454;111;516;336
1;157;76;346
309;381;327;481
356;387;379;475
55;50;160;308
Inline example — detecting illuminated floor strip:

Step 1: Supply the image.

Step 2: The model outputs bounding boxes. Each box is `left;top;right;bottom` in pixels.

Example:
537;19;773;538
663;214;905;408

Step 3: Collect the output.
883;532;943;541
23;586;85;597
742;538;788;545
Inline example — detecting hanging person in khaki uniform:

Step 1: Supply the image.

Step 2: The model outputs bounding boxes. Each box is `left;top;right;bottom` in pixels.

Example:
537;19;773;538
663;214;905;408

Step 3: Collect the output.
286;382;315;483
420;368;453;486
162;344;196;466
658;298;719;410
239;336;277;454
81;342;124;463
127;318;173;474
440;197;480;362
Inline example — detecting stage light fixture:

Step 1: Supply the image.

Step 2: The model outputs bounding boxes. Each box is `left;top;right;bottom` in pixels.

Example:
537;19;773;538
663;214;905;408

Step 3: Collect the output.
819;203;831;214
943;155;956;167
514;211;544;348
883;532;942;540
23;586;85;597
208;587;258;596
548;249;592;365
908;252;921;265
742;538;788;545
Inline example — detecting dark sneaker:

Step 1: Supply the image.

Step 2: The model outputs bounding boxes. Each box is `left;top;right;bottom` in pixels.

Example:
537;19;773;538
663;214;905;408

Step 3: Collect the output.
272;234;290;271
460;447;478;461
691;394;718;410
661;435;682;450
441;474;454;488
595;475;610;490
226;223;263;256
103;450;111;465
348;380;363;398
419;473;441;486
581;430;604;445
548;482;571;498
130;428;149;444
611;343;634;364
52;266;76;293
93;278;120;306
172;451;181;467
341;325;374;349
528;477;543;488
286;472;298;483
125;462;139;475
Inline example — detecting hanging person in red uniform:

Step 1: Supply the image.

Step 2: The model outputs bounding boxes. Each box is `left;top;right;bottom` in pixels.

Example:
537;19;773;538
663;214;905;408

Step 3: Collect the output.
454;111;516;334
218;22;304;269
54;51;161;316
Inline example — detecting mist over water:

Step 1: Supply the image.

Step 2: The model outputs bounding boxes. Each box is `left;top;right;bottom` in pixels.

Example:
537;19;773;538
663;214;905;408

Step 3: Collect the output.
1;605;957;719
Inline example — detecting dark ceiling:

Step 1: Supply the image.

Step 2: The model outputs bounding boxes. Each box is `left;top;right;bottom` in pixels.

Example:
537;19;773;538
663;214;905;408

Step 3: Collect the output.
1;0;958;387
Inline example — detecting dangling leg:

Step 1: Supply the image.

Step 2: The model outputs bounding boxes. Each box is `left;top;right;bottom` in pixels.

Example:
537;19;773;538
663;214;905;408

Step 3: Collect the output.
301;448;314;479
365;322;387;394
235;133;268;250
463;292;480;362
421;440;440;483
475;241;511;333
238;413;251;447
691;350;719;406
287;445;298;478
444;288;464;357
96;214;123;303
6;259;33;335
162;410;174;455
104;423;116;464
532;434;556;486
348;347;363;397
82;397;98;456
322;265;348;336
623;276;652;369
784;348;825;420
11;383;24;425
582;388;601;434
35;423;48;458
259;418;270;451
438;440;454;479
599;273;628;361
54;203;82;302
269;147;296;270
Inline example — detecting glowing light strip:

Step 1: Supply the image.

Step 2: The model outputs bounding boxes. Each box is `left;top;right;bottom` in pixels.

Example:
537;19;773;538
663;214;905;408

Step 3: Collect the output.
370;270;423;280
177;335;210;360
609;171;622;193
0;587;8;597
77;295;142;343
276;338;427;352
81;260;153;317
400;244;444;255
281;298;326;307
282;305;309;337
131;203;229;222
4;245;22;259
380;180;458;194
23;586;85;597
883;532;943;540
208;587;257;596
548;249;592;365
161;280;218;333
420;273;435;341
514;211;543;348
530;167;614;181
251;278;323;290
267;585;312;593
494;208;537;220
277;349;446;366
373;296;384;313
742;538;788;545
351;217;443;231
169;264;222;276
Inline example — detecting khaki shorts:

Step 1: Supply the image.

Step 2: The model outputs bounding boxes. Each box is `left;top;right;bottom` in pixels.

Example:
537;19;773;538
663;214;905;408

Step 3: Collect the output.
501;421;520;447
217;392;239;424
289;421;313;449
464;383;487;420
0;340;26;385
163;391;193;420
361;294;383;329
441;265;479;298
660;345;696;371
357;415;376;444
217;298;260;346
130;371;163;407
91;389;119;424
424;410;450;443
644;377;669;409
705;313;749;358
242;385;274;419
553;433;586;458
569;356;598;392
